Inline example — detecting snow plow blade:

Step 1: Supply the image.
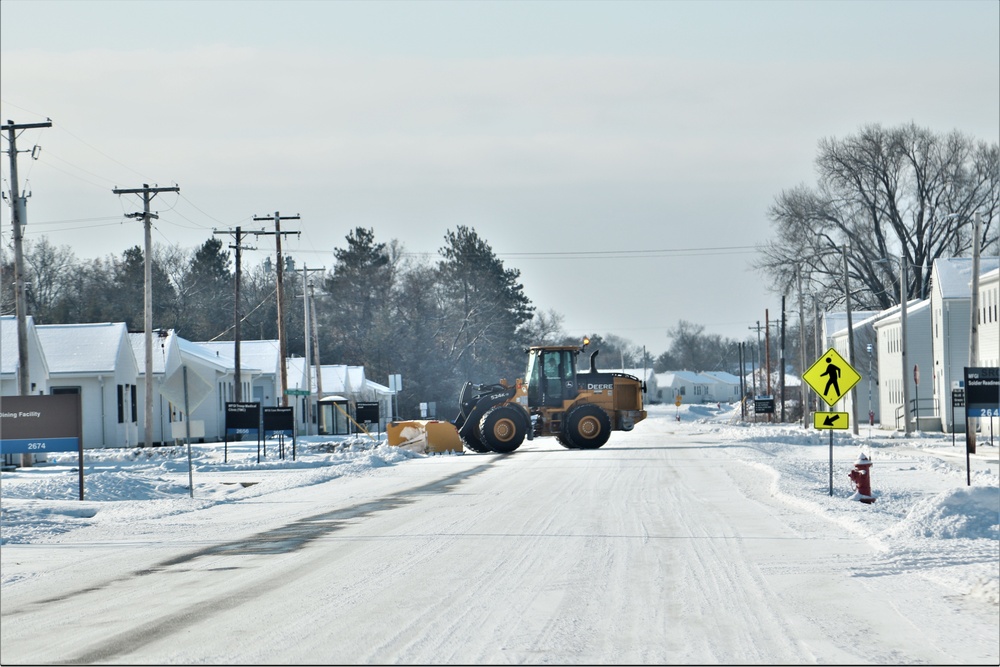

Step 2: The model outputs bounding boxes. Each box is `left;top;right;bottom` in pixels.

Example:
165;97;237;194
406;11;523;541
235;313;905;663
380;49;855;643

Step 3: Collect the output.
386;420;464;454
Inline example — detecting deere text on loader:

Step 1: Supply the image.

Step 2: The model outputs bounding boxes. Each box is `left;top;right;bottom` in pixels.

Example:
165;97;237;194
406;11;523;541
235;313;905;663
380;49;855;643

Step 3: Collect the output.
387;339;646;454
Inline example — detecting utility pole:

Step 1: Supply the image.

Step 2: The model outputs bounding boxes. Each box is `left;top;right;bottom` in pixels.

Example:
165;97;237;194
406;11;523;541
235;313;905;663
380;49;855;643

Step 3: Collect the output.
297;264;324;434
251;212;300;406
843;246;859;435
749;321;764;397
3;119;51;401
966;211;983;454
309;280;325;433
213;226;254;401
738;342;746;420
796;267;808;428
780;296;786;423
113;183;179;447
765;309;772;420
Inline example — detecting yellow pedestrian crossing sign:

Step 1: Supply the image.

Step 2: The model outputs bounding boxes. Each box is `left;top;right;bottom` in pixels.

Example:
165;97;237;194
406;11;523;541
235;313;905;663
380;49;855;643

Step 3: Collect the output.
803;347;861;407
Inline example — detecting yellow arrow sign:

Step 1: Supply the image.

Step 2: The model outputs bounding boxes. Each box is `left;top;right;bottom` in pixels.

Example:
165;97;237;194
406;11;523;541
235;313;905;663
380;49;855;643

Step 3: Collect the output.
813;411;850;430
802;347;861;407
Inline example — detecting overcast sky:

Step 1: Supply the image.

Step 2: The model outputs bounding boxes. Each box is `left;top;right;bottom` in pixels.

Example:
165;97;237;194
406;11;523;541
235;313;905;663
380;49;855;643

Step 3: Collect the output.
2;0;998;356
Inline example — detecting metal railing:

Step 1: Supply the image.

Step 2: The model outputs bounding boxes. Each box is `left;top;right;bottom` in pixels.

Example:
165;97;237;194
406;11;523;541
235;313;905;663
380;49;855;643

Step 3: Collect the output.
894;397;939;430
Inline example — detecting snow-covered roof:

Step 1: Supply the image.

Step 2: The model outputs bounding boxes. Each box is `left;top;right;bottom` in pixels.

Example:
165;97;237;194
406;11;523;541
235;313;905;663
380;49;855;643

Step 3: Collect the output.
35;322;126;374
128;330;177;375
0;315;34;375
702;371;741;385
931;257;1000;299
176;337;234;373
196;339;280;375
656;371;715;385
872;298;932;328
824;311;879;339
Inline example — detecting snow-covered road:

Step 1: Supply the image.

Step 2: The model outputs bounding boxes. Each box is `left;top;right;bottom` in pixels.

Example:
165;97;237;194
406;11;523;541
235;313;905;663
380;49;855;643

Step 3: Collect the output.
2;407;998;664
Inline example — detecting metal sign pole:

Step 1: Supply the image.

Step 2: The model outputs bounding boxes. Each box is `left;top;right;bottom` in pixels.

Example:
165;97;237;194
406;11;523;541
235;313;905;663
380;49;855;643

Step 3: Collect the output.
829;431;834;496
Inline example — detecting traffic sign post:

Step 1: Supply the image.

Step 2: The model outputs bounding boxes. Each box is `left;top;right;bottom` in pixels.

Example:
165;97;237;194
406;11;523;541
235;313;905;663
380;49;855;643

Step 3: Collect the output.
803;347;863;496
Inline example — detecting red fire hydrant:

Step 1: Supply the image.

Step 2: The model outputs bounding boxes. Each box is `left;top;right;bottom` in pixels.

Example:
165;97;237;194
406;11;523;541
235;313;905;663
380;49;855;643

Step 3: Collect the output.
848;452;876;504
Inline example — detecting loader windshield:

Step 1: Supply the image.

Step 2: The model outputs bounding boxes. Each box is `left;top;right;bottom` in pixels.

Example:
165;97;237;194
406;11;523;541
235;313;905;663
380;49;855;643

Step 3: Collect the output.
526;348;578;407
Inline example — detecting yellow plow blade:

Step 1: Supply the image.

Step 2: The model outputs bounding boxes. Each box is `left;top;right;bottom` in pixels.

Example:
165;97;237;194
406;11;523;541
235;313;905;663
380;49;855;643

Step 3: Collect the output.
386;420;464;454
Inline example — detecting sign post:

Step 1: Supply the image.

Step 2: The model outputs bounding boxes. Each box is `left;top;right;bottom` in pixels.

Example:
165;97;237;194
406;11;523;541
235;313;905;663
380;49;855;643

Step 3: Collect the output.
802;347;862;496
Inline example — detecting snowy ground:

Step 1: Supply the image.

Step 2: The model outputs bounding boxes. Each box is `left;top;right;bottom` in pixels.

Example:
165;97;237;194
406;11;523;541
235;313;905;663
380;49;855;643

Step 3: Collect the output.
1;402;998;664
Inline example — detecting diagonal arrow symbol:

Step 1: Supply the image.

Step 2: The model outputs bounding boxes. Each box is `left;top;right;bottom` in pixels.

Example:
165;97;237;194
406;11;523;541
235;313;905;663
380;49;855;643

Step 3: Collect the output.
822;414;840;427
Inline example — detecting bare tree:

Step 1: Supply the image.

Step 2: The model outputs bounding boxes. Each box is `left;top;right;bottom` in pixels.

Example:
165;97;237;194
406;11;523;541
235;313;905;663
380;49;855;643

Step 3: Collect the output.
521;308;565;345
756;123;999;310
22;237;76;324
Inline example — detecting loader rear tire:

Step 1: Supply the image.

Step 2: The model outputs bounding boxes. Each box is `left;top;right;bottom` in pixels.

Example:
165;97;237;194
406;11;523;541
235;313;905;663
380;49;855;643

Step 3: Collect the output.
479;405;526;453
555;432;575;449
564;404;612;449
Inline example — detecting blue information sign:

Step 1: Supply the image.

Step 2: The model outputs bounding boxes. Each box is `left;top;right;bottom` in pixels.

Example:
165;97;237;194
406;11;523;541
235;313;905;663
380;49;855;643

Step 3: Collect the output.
0;436;80;455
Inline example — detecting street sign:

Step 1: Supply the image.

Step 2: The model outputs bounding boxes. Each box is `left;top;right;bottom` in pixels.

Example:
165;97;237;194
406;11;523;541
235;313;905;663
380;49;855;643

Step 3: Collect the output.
952;389;966;408
674;394;682;407
802;347;861;407
964;367;999;417
356;401;380;424
285;389;310;396
754;396;775;414
813;411;849;430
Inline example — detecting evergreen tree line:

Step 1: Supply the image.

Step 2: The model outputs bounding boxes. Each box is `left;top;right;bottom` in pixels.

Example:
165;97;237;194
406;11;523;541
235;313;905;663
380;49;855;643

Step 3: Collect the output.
7;225;743;418
0;230;853;419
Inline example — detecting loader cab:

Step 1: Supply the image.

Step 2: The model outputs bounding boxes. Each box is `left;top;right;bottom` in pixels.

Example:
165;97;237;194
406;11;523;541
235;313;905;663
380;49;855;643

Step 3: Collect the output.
525;346;580;408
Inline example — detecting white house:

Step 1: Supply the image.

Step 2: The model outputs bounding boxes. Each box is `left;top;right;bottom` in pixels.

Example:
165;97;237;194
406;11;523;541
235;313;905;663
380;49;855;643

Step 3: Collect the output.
700;371;743;403
35;322;140;448
973;267;999;437
1;315;48;398
873;299;934;431
196;339;280;407
931;258;1000;433
654;371;716;404
286;358;394;435
174;337;243;442
977;268;1000;367
129;329;183;446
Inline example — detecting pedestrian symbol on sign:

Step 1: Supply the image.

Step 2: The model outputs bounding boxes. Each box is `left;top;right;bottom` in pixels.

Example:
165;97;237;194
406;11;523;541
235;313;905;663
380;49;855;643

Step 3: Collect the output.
819;357;841;399
803;347;861;407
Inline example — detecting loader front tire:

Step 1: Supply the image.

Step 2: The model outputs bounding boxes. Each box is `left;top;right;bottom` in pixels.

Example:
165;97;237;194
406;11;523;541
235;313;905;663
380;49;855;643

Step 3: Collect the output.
479;405;526;453
564;404;612;449
461;431;491;453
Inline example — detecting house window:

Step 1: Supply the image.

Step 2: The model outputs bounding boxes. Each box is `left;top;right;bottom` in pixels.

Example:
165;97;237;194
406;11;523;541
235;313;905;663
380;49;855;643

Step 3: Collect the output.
131;385;137;423
117;385;125;423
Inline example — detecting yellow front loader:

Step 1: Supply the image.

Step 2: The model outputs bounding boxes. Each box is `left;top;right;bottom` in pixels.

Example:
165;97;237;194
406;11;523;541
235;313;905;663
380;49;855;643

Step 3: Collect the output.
387;339;647;455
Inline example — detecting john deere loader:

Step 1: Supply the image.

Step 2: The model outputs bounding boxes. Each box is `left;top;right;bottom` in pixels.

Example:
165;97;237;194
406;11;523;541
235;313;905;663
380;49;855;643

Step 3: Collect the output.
387;339;646;454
